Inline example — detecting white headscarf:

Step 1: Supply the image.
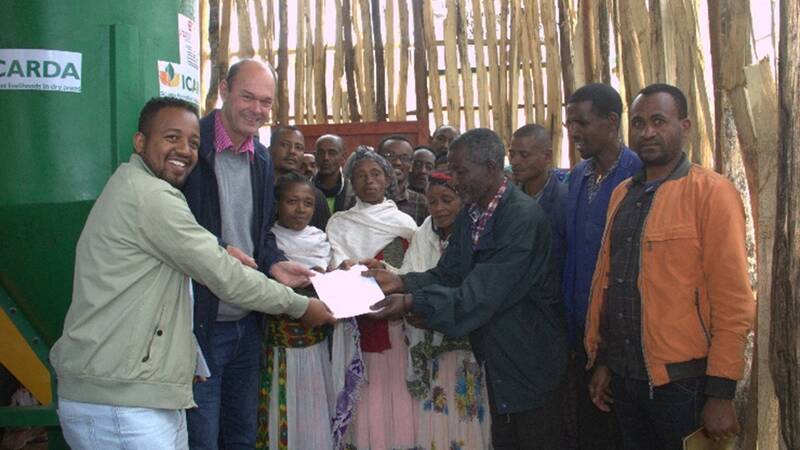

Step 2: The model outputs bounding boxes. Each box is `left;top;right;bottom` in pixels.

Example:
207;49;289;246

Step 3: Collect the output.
271;224;332;269
326;198;417;267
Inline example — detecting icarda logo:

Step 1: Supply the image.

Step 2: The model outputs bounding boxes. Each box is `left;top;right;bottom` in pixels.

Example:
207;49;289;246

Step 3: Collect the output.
159;63;180;88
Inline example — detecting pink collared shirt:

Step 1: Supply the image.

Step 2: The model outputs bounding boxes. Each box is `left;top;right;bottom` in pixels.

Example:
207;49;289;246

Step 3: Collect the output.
213;112;255;159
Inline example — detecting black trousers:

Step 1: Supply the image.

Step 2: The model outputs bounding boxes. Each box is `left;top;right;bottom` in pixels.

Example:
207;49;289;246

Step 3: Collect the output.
490;383;567;450
563;345;623;450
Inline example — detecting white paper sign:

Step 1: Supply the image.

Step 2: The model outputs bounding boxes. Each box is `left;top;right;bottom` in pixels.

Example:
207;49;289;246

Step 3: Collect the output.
158;61;200;105
0;49;82;93
310;265;386;319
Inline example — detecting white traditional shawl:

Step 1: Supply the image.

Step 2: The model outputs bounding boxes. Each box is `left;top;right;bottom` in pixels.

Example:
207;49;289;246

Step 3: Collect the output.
326;197;418;266
271;224;332;269
399;216;442;275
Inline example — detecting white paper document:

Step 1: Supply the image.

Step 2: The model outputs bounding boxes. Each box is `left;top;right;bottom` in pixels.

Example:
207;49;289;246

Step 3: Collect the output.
310;265;386;318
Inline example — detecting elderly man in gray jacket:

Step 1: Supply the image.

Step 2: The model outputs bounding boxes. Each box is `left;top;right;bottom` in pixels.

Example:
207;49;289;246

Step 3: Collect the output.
50;97;334;450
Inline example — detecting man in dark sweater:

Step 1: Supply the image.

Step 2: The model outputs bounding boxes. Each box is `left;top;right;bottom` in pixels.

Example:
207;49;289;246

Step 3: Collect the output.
312;133;355;214
366;128;568;449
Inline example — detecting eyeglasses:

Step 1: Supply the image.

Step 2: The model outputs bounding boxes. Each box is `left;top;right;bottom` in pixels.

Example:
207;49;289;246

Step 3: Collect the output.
379;152;412;164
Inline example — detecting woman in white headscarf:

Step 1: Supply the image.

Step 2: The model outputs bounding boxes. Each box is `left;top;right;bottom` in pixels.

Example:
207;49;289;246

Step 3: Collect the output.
326;147;418;450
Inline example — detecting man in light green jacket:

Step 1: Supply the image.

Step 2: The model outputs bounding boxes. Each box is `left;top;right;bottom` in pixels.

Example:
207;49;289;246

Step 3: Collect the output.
50;97;334;450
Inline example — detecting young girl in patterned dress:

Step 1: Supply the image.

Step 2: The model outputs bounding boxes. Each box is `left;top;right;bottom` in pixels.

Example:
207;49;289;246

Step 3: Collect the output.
256;173;364;450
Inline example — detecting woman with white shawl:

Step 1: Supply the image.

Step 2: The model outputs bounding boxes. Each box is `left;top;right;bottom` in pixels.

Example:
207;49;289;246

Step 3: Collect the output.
400;171;492;450
326;147;418;450
256;173;364;450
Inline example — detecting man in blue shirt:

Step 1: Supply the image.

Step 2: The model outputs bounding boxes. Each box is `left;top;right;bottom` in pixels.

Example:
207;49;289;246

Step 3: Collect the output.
563;83;642;450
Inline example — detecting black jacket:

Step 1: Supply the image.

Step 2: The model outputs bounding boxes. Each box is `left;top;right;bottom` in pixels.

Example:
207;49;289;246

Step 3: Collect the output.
403;183;568;414
181;111;285;362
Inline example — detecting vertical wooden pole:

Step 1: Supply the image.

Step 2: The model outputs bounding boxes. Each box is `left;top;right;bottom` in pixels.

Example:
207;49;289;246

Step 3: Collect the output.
485;0;502;132
457;0;474;129
276;0;289;124
359;0;377;121
541;0;563;162
423;0;444;126
526;0;545;125
508;0;522;133
332;0;345;122
304;2;315;123
342;0;361;121
314;0;327;123
412;0;429;124
236;0;255;58
205;0;222;112
770;1;800;447
498;1;510;140
396;0;410;120
385;0;396;120
294;0;306;123
598;0;610;84
519;3;535;124
444;0;461;128
471;0;490;128
371;0;387;121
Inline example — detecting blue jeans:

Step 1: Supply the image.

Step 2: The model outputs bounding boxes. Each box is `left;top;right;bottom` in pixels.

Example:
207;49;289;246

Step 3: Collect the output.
610;374;706;450
58;398;188;450
187;313;261;450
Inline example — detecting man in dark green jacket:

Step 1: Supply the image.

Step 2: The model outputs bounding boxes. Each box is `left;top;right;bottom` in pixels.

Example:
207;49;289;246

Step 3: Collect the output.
367;128;569;449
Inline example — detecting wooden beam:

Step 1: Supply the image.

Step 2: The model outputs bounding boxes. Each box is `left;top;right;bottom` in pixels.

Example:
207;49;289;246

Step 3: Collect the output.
314;0;327;123
396;0;410;120
359;0;377;121
385;0;396;120
276;0;289;123
519;3;535;124
304;1;315;123
342;0;361;121
471;0;490;127
411;0;429;124
770;1;800;448
541;0;563;162
236;0;255;58
508;0;521;132
526;0;545;125
205;0;222;112
443;0;461;128
485;0;503;132
332;0;345;122
371;0;387;121
743;58;781;450
456;0;474;129
294;0;306;123
422;0;443;126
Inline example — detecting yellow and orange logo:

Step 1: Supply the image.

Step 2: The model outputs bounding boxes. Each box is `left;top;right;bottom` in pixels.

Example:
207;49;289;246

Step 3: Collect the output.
159;63;180;87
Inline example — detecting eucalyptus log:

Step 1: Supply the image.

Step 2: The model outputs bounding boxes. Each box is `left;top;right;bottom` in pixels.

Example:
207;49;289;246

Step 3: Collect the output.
541;0;563;162
422;0;443;126
385;0;396;119
444;0;461;128
276;0;289;123
470;0;490;127
342;0;361;121
359;0;377;121
314;0;327;123
294;0;306;123
508;0;521;132
770;2;800;447
485;0;502;131
371;0;387;121
519;3;535;123
236;0;255;58
526;0;545;125
304;3;314;123
456;0;474;129
411;0;429;123
332;0;344;122
205;0;222;112
396;0;410;120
